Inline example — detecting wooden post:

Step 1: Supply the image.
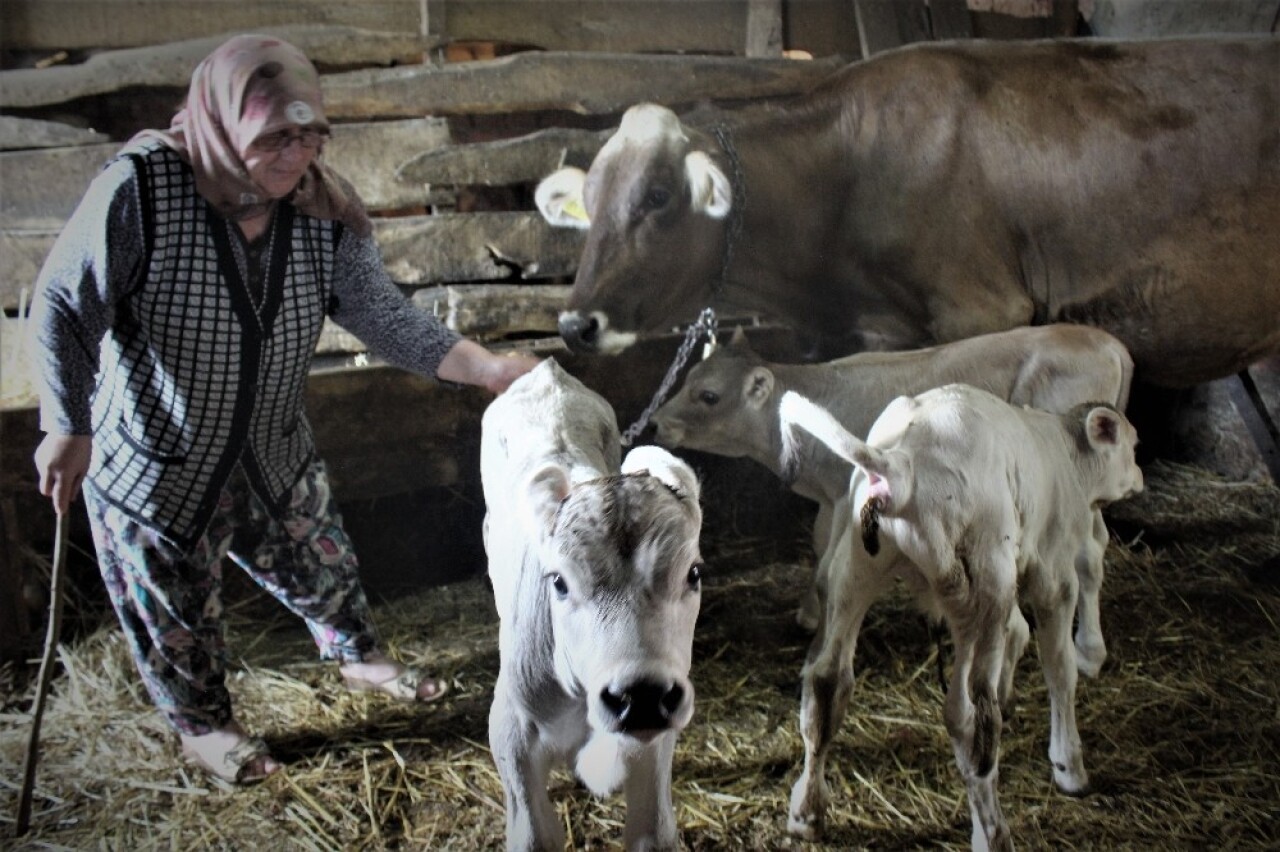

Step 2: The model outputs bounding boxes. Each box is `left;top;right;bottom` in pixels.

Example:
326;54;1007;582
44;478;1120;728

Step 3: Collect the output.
746;0;784;57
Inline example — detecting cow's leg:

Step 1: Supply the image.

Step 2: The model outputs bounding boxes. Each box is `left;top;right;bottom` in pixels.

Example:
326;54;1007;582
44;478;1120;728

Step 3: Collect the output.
944;581;1013;852
1073;511;1108;678
1034;590;1090;795
622;732;679;851
998;605;1030;712
798;496;848;631
489;688;562;852
788;527;895;839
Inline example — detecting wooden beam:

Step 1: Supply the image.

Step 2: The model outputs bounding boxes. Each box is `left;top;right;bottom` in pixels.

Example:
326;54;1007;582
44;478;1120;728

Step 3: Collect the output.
321;51;845;118
397;127;610;187
0;117;110;152
375;211;583;286
0;25;429;110
853;0;930;59
411;283;570;339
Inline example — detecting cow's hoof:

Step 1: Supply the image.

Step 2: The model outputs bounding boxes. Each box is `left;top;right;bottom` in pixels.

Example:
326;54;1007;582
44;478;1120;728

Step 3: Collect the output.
1053;762;1090;796
787;812;822;840
1074;642;1105;678
795;607;819;633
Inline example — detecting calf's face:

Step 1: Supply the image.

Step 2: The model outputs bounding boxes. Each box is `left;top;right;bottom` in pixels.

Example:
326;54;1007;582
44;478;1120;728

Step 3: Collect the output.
522;447;704;739
653;332;775;456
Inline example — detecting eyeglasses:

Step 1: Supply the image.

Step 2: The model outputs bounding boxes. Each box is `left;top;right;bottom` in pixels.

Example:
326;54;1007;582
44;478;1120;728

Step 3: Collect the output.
251;128;329;152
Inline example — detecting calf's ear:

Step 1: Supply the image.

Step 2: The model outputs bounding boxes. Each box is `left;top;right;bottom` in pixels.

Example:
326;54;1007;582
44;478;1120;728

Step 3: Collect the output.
1084;406;1122;448
685;151;732;219
744;366;775;409
535;167;591;229
521;463;573;538
623;446;701;502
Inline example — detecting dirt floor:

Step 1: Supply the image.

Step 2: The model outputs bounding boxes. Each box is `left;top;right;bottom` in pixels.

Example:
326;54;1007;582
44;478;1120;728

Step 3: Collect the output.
1;461;1278;850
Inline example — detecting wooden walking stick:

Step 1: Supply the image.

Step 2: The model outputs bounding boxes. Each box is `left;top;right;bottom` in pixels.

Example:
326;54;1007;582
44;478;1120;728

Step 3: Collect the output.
16;511;70;837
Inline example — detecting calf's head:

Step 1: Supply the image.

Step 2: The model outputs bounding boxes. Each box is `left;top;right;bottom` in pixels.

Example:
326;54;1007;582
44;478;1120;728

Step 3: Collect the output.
653;327;777;458
1066;403;1145;504
537;103;733;354
521;445;704;740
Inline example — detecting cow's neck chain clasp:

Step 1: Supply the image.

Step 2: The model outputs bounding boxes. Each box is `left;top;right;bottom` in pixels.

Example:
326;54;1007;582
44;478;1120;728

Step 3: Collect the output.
620;307;719;447
710;124;746;298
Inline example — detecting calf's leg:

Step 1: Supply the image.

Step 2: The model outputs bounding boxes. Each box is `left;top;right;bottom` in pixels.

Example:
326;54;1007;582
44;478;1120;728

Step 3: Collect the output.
788;528;895;839
490;688;563;852
622;732;679;851
1034;590;1090;794
1073;511;1109;678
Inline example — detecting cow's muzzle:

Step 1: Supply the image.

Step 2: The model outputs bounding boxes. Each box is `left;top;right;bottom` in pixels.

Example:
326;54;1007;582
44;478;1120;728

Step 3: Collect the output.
558;311;601;353
600;679;687;737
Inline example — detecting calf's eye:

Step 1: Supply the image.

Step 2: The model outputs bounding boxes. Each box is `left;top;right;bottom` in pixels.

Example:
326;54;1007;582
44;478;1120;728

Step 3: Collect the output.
550;573;569;599
697;390;720;406
687;563;704;589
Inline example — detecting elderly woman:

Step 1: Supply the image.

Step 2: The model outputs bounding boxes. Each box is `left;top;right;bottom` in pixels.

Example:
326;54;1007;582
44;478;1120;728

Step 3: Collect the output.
30;35;539;784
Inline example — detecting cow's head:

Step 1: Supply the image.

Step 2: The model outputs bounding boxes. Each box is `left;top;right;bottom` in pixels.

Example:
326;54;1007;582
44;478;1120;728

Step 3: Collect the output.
519;445;704;753
652;327;776;457
537;104;733;354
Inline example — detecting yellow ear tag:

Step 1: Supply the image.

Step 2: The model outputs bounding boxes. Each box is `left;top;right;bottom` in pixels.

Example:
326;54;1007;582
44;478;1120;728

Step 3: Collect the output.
563;198;589;222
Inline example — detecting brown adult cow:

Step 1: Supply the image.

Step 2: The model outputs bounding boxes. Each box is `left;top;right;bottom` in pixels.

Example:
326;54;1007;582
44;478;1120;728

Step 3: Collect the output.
536;37;1280;388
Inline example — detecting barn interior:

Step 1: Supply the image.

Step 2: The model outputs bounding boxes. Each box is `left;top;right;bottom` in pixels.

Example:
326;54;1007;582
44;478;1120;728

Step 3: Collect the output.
2;1;1278;849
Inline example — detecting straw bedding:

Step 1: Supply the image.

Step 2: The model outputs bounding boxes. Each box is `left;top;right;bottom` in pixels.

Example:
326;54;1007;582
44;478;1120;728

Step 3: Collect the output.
3;461;1278;849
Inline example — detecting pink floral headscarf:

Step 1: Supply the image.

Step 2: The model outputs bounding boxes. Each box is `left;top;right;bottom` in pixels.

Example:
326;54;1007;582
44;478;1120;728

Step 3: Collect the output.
130;34;370;235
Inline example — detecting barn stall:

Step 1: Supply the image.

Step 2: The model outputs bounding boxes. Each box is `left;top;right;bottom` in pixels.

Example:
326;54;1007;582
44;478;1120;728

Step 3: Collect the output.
1;1;1278;848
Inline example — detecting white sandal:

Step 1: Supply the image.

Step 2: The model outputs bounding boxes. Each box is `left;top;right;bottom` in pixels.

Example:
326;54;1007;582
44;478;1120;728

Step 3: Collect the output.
181;729;280;784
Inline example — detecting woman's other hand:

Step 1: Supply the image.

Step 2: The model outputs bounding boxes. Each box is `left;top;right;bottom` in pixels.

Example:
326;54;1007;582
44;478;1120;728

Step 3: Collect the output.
34;434;92;515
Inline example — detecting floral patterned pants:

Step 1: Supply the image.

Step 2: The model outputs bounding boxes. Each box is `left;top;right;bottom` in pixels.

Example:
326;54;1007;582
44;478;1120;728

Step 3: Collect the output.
84;458;379;735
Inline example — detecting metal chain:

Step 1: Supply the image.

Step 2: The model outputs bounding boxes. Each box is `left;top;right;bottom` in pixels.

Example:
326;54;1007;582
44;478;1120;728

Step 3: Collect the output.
621;307;719;447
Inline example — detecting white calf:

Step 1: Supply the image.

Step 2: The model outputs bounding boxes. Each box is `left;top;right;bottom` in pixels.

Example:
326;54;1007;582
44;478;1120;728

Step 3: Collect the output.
480;359;704;852
653;323;1132;676
779;384;1143;851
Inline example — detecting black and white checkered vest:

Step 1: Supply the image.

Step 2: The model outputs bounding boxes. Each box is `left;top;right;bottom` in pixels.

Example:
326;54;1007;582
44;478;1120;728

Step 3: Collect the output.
88;141;339;549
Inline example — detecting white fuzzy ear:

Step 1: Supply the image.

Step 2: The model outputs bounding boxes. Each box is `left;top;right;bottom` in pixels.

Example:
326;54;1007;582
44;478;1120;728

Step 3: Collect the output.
535;167;591;229
744;366;775;410
622;445;701;502
521;463;573;539
685;150;732;219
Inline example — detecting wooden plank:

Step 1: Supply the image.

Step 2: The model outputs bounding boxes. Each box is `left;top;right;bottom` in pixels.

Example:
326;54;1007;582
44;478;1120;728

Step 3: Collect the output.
1;2;421;52
928;0;975;39
745;0;784;57
0;119;449;232
0;25;428;110
321;51;846;118
2;211;580;312
1;1;762;56
411;283;570;339
375;211;583;285
853;0;930;58
0;117;110;151
397;126;610;187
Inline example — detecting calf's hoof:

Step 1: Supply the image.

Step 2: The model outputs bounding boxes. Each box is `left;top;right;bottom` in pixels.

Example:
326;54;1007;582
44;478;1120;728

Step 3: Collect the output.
795;606;819;633
787;777;826;839
1052;761;1090;796
1074;642;1106;679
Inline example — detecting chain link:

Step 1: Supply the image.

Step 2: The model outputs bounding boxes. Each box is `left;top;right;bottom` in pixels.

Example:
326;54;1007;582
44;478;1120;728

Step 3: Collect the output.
621;307;718;447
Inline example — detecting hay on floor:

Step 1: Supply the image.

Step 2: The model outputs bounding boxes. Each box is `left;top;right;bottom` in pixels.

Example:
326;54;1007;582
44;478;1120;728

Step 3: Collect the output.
2;461;1278;849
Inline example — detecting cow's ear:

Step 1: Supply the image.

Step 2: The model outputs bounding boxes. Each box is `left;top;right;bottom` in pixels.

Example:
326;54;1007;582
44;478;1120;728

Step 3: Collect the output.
522;463;572;538
685;151;732;219
535;167;591;229
623;446;701;503
1084;406;1122;447
744;366;775;409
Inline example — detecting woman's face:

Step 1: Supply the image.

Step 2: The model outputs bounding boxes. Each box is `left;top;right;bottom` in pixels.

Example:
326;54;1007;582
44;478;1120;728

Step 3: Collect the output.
242;128;324;200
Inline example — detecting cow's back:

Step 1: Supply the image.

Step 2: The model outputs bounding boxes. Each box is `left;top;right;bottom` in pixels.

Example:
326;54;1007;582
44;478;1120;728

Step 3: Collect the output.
821;37;1279;384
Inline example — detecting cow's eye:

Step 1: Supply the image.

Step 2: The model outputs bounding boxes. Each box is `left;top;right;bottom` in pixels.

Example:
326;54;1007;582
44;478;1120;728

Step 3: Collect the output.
687;562;704;589
697;389;720;406
643;186;672;210
549;573;569;599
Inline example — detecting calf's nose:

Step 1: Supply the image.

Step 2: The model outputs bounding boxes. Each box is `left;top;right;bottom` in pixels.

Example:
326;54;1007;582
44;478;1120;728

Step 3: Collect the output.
600;679;686;734
558;312;600;353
